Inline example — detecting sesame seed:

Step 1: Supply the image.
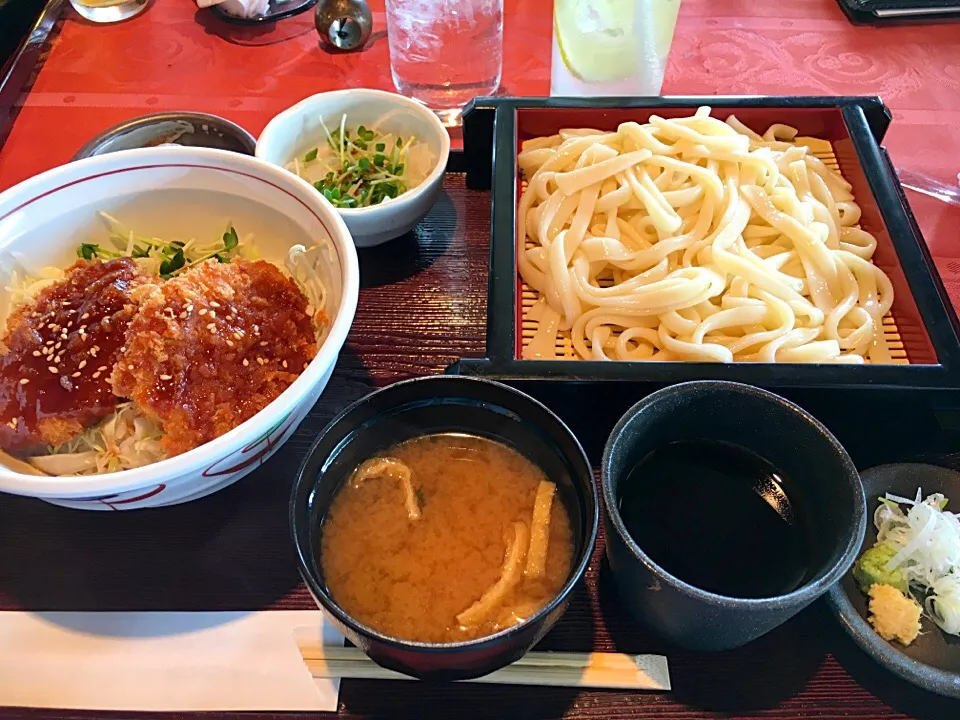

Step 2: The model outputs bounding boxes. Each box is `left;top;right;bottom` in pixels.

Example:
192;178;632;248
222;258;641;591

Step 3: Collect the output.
127;364;134;370
54;355;62;364
303;362;308;370
61;301;71;307
71;372;81;378
186;304;194;312
282;360;288;369
199;308;208;316
78;360;87;370
80;312;89;320
160;374;172;381
92;372;101;379
226;339;234;347
256;357;265;365
32;350;41;357
97;366;108;372
226;315;235;322
48;366;58;374
19;378;29;385
121;346;127;353
55;342;62;350
45;340;54;346
210;301;220;308
79;325;87;332
66;321;73;329
242;358;249;367
260;341;267;347
233;331;242;340
208;310;216;318
207;322;216;331
179;312;187;319
47;323;57;330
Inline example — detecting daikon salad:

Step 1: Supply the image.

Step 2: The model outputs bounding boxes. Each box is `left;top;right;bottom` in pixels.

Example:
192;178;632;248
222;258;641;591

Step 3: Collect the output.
286;114;435;209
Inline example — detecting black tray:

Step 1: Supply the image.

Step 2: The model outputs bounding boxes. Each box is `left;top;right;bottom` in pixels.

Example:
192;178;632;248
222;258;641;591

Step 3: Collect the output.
837;0;960;25
455;95;960;395
0;0;62;150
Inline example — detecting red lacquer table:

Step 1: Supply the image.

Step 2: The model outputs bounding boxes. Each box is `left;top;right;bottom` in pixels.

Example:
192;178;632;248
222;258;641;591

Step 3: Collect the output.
2;2;960;719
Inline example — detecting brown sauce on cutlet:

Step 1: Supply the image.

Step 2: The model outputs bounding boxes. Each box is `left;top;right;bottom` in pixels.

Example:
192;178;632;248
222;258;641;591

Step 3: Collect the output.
111;259;317;456
0;258;145;452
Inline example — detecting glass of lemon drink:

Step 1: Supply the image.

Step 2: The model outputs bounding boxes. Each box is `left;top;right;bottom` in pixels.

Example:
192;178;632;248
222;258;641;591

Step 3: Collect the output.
551;0;681;97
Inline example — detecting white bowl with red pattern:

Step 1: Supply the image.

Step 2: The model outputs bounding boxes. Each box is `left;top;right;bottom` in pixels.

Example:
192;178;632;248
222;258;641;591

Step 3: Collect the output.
0;146;359;509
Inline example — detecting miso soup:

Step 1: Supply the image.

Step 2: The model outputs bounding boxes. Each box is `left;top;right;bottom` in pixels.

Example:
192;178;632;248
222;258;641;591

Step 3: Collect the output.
320;433;575;643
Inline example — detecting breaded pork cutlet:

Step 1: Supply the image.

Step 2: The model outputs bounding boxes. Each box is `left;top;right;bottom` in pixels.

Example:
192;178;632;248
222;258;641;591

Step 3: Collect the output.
0;258;147;452
111;258;317;457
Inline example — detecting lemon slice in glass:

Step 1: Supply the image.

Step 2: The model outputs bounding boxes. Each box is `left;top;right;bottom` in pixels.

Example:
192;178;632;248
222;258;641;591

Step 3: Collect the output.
554;0;639;83
555;0;681;84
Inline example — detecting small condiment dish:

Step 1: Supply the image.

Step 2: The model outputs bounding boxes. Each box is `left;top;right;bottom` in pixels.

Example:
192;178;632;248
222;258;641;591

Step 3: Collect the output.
290;375;599;681
73;112;257;160
827;463;960;699
602;380;866;651
257;89;451;248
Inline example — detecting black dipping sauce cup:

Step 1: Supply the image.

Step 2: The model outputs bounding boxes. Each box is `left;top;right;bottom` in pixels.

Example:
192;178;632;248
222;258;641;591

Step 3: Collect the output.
602;381;865;651
291;376;599;681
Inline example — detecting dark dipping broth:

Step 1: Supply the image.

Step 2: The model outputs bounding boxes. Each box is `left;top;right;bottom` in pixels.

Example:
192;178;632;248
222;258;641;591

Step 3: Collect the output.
618;440;812;599
320;433;574;643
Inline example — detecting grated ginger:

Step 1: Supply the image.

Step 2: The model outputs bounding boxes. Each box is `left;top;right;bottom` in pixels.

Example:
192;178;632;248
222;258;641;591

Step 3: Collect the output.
867;583;922;646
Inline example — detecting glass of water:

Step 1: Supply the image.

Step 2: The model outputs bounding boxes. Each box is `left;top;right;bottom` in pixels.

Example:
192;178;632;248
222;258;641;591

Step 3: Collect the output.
385;0;503;125
70;0;150;23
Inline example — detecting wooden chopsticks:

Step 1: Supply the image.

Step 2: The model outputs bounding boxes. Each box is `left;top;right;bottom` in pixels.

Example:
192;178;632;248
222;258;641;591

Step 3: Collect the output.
294;630;670;691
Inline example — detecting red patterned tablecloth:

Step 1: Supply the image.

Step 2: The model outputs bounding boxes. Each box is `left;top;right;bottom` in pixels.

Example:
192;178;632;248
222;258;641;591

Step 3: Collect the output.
1;3;960;720
2;1;959;307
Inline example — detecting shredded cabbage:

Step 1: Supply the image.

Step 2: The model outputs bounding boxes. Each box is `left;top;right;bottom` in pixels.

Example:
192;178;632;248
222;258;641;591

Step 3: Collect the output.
87;212;254;278
28;403;165;476
3;255;66;309
286;243;333;343
875;488;960;635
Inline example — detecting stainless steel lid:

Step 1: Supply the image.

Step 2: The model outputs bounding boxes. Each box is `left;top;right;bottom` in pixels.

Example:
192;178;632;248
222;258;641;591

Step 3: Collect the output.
73;112;257;160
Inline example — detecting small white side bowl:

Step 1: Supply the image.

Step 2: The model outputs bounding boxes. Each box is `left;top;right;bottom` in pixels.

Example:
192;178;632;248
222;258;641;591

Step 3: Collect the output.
256;89;451;248
0;146;359;510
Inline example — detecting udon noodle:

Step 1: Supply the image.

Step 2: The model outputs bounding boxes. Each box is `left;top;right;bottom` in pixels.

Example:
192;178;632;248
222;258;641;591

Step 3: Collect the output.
517;107;895;363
